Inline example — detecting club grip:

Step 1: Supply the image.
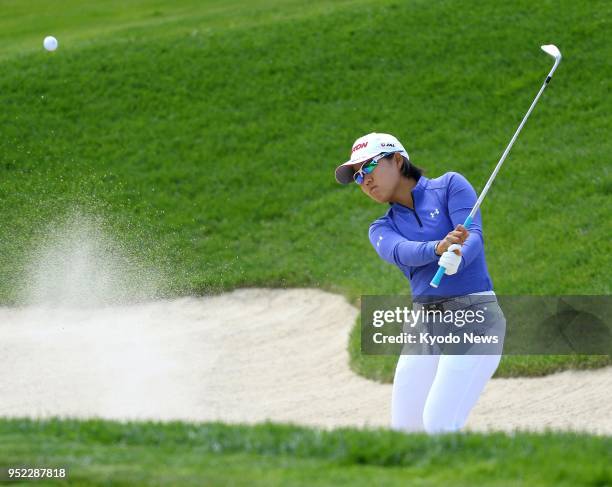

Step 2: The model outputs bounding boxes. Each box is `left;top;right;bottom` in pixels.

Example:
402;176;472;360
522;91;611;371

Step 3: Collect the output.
430;266;446;288
429;214;473;288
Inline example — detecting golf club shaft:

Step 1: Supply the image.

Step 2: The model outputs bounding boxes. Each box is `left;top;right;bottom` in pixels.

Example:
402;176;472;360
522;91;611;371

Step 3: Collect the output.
430;57;561;289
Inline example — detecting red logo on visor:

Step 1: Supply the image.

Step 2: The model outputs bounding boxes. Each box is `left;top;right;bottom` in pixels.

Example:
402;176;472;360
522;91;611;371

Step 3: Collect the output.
352;142;368;153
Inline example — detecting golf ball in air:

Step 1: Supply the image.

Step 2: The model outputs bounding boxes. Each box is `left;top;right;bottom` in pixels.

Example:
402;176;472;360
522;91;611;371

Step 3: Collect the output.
43;36;58;51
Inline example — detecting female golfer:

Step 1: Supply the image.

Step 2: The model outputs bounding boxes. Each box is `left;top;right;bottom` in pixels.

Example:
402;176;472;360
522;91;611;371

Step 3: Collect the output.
335;132;505;434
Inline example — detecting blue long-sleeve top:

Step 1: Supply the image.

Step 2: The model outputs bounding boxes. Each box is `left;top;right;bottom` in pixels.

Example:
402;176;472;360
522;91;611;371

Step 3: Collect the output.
368;172;493;299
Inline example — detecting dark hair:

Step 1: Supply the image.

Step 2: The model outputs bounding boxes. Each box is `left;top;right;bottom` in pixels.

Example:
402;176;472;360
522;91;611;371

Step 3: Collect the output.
383;153;422;181
400;156;423;181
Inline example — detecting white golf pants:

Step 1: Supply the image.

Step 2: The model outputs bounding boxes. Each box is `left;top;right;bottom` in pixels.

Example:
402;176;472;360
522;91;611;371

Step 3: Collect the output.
391;292;505;434
391;353;501;434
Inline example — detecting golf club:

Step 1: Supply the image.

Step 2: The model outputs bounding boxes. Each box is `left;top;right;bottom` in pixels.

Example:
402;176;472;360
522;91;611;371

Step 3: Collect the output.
430;44;562;288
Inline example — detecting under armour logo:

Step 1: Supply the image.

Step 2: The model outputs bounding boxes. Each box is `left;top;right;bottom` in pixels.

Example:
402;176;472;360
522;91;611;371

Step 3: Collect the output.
377;235;383;247
430;208;440;218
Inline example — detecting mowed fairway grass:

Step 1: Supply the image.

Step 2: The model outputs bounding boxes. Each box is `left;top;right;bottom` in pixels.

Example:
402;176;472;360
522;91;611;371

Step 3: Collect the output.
1;418;611;486
0;0;609;380
0;0;610;484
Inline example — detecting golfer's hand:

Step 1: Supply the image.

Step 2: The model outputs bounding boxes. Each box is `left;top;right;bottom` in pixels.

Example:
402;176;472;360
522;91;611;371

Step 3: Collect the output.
435;225;469;255
439;244;462;275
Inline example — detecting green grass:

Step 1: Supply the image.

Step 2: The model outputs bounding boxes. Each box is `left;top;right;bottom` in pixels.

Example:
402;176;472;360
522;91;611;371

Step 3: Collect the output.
1;418;610;486
1;2;610;483
0;0;610;301
0;0;609;379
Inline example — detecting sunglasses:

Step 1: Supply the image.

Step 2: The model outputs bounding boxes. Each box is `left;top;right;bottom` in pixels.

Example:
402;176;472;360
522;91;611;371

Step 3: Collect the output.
353;152;396;185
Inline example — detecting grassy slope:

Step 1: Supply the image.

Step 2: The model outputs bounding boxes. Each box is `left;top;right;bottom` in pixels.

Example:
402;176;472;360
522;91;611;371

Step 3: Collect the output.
0;2;610;482
0;0;609;381
1;418;610;486
0;0;609;300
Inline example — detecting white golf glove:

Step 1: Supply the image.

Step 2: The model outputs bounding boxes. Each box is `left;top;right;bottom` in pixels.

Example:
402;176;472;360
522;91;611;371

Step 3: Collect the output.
438;244;462;275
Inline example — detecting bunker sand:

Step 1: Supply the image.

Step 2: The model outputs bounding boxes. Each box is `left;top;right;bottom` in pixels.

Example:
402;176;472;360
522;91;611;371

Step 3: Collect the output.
1;289;610;434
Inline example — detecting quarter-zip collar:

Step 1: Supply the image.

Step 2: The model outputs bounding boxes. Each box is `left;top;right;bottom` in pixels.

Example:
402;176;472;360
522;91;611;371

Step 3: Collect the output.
370;171;493;297
390;176;429;211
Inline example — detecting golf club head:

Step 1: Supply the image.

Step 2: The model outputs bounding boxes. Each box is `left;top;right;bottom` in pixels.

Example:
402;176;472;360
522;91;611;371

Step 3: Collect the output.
541;44;562;60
